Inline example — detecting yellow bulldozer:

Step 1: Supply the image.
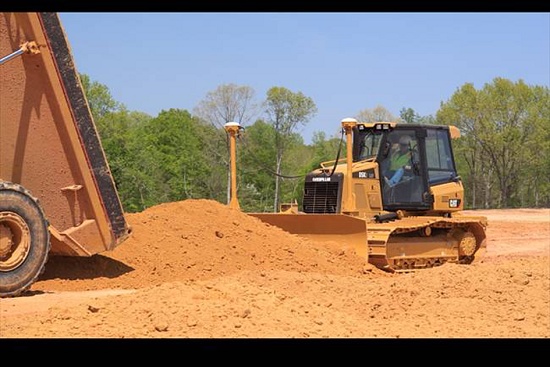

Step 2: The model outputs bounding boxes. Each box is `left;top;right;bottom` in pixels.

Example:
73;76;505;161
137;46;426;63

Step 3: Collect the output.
240;118;488;272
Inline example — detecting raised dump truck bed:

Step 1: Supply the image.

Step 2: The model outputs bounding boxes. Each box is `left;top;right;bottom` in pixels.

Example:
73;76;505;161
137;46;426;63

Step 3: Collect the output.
1;12;131;297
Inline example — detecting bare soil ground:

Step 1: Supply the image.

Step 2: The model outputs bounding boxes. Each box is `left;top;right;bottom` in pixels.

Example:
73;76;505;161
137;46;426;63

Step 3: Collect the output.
0;201;548;339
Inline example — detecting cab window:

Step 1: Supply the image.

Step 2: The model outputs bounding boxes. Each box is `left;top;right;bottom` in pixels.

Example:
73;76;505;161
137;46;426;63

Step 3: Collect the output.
425;129;457;184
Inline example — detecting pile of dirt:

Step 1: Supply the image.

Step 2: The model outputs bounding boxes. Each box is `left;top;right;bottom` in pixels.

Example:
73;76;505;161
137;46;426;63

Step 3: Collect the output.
0;202;548;338
32;199;379;293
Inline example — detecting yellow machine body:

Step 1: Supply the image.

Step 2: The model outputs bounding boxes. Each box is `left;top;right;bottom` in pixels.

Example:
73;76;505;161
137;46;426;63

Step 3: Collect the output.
249;119;487;272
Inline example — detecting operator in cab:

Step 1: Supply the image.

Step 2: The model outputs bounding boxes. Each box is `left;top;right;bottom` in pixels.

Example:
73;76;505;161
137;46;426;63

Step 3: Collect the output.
384;135;412;187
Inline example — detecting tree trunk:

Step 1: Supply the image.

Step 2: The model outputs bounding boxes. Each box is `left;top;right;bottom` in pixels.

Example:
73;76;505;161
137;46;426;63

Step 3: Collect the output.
273;156;282;212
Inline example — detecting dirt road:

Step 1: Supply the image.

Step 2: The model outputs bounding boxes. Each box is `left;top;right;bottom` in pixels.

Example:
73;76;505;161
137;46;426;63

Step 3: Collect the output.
1;201;548;338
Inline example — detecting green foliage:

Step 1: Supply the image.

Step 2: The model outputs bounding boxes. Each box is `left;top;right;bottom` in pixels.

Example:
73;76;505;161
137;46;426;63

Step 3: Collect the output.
399;107;418;123
265;87;318;135
193;83;260;205
264;86;317;211
437;78;550;208
279;132;309;205
95;110;153;212
238;118;319;212
135;109;218;208
79;73;123;119
237;120;277;212
418;115;436;125
308;130;344;172
81;73;548;213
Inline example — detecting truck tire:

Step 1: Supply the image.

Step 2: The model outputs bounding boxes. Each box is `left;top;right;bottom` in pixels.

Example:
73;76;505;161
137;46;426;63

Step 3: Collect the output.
0;181;50;298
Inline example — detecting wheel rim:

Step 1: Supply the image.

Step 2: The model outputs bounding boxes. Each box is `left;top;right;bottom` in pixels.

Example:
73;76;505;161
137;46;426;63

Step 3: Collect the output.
0;211;31;272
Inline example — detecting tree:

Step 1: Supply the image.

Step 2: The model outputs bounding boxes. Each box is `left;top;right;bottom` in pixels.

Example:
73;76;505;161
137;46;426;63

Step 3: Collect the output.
96;110;152;212
80;73;150;211
399;107;418;123
193;83;259;129
278;132;309;206
264;87;317;211
308;130;344;172
193;84;260;204
79;73;122;120
418;114;436;125
238;120;277;212
79;74;233;211
437;78;550;208
356;104;398;122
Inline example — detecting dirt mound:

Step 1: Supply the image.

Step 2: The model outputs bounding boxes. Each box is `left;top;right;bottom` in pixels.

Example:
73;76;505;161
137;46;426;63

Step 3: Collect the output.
2;205;548;338
32;199;379;293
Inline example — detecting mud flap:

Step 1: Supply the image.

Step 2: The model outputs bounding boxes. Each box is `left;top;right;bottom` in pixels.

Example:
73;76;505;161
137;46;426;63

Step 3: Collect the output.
249;213;368;261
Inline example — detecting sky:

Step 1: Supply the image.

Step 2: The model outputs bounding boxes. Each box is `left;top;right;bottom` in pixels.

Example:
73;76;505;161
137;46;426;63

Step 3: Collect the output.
58;12;550;144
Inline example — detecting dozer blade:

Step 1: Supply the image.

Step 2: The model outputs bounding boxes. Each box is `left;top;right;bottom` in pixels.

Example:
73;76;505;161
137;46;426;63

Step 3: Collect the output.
249;213;368;260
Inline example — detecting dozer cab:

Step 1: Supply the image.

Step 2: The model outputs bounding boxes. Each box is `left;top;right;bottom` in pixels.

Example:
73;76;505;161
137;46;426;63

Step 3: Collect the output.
0;13;131;297
248;118;487;272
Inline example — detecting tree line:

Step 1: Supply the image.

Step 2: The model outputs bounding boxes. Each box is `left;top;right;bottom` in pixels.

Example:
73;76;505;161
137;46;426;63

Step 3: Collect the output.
81;74;550;213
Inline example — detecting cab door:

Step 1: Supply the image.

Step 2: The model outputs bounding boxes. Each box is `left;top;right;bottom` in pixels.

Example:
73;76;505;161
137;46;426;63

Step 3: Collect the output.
379;128;431;211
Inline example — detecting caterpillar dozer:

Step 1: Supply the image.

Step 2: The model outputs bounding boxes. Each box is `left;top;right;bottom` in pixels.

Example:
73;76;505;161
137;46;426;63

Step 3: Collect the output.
246;118;488;272
0;12;131;297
